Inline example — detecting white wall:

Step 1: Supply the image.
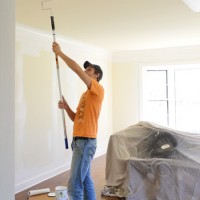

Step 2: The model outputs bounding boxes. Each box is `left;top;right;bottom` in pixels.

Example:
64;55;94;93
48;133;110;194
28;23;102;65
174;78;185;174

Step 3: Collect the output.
15;26;112;193
112;45;200;133
0;0;15;199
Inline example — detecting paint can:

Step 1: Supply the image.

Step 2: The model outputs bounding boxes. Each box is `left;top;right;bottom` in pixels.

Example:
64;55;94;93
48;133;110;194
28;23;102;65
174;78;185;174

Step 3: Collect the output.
55;186;68;200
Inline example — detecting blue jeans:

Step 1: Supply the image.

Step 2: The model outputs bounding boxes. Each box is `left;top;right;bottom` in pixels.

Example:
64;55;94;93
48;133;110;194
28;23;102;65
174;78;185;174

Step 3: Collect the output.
67;138;97;200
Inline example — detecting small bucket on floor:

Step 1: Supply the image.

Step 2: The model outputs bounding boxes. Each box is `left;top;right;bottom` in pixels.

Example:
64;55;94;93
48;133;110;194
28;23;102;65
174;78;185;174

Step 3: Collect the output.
55;186;68;200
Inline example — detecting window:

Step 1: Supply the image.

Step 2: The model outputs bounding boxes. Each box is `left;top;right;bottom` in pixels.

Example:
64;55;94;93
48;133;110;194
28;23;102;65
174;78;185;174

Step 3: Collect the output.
141;65;200;133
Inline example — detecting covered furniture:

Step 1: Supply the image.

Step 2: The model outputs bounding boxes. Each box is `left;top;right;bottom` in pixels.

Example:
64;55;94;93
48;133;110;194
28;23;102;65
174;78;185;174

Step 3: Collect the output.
102;121;200;200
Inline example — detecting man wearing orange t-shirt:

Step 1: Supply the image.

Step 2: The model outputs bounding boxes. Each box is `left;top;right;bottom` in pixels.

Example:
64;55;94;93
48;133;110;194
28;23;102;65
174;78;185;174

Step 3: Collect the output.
52;42;104;200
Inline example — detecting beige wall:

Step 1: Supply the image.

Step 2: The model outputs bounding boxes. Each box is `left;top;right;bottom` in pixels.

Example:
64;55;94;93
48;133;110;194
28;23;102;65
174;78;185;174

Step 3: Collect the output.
15;27;112;192
112;62;140;133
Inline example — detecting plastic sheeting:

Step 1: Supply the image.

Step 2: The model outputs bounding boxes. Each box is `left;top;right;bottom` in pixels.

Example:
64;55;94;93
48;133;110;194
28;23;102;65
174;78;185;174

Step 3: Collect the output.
102;121;200;200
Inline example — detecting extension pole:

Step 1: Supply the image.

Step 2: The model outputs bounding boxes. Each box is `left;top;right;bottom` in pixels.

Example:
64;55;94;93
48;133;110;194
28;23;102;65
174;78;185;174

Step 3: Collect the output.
50;16;68;149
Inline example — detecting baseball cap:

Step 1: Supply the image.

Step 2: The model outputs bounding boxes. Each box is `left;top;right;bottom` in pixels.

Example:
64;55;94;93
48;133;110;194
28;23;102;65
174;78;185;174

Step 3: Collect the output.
83;61;103;81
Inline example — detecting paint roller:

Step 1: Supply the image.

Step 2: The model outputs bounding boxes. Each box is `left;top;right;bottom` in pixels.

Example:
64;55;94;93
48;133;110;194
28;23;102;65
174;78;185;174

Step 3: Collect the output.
41;0;68;149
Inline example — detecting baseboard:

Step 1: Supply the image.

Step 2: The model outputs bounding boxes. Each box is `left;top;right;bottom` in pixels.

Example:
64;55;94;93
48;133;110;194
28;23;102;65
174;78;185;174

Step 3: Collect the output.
15;148;107;194
15;162;71;194
94;147;107;158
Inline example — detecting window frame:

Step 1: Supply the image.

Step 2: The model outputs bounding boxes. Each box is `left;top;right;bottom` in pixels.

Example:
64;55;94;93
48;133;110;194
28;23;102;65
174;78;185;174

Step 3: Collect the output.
140;64;200;133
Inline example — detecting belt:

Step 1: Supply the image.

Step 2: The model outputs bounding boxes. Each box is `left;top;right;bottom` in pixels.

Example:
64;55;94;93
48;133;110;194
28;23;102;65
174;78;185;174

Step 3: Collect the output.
73;137;96;141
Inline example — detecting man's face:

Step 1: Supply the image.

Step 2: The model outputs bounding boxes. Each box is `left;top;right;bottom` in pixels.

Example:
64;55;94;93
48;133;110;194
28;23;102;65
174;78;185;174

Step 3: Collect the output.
85;66;99;80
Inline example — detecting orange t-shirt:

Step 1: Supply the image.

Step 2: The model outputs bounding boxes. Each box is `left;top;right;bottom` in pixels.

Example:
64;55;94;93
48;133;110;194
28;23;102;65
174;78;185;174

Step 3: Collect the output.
73;79;104;138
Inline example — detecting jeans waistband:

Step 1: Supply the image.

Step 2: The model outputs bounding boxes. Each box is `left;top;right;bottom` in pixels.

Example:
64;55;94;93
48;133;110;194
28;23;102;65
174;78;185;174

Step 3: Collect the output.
73;137;96;141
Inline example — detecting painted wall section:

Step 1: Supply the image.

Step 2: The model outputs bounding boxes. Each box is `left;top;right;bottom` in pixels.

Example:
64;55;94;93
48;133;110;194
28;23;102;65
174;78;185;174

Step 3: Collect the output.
0;0;15;199
15;27;112;193
112;46;200;133
112;62;139;133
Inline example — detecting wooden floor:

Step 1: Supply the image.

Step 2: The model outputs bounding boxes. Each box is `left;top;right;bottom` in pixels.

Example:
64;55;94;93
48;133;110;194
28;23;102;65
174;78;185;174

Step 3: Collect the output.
15;154;122;200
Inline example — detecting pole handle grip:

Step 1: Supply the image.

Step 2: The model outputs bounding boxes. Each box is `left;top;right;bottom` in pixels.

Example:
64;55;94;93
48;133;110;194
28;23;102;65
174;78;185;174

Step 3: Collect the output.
50;16;55;30
65;138;69;149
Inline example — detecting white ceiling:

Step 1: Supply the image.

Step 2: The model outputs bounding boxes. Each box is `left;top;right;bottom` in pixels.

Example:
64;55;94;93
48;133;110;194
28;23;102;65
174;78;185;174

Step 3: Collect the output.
16;0;200;51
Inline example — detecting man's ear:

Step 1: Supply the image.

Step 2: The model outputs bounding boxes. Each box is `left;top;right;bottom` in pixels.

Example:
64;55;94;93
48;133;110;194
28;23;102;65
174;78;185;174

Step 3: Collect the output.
96;73;100;78
95;73;100;81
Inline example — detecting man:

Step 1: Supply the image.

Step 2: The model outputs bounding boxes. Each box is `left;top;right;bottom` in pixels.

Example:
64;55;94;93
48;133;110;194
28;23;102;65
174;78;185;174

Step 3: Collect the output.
52;42;104;200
